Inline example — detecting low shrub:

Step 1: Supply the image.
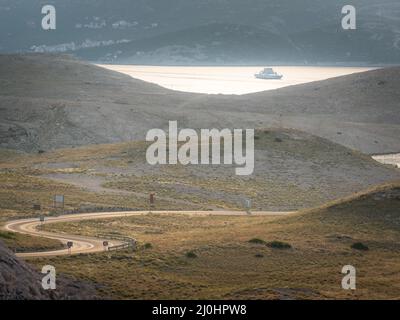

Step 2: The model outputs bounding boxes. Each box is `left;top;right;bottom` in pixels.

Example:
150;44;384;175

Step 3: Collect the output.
351;242;369;251
143;243;152;249
185;251;197;258
266;241;291;249
248;238;266;245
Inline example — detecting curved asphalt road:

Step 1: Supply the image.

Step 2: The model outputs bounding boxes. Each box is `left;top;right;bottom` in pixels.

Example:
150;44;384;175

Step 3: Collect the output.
4;210;294;258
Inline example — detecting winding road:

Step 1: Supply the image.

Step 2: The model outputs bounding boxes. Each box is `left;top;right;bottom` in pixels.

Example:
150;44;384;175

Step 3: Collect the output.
3;210;294;258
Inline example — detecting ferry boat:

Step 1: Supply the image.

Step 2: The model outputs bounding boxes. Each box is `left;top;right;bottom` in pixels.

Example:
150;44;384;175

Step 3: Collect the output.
255;67;283;80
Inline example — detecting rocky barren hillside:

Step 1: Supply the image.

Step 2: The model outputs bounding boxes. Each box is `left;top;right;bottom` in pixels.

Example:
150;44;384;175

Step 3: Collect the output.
0;241;99;299
0;54;399;154
204;66;400;154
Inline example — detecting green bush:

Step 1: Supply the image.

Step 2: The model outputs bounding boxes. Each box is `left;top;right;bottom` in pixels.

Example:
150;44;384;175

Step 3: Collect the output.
351;242;369;251
143;243;152;249
248;238;266;245
185;251;197;258
266;241;291;249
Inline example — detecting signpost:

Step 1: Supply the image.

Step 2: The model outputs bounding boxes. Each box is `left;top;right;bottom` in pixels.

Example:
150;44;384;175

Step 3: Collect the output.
149;193;155;212
67;241;73;254
245;199;252;214
34;204;44;224
130;239;137;250
103;241;109;251
54;195;64;214
150;193;155;207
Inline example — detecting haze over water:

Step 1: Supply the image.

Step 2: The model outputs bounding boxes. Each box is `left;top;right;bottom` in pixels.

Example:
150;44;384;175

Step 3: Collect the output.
99;65;374;95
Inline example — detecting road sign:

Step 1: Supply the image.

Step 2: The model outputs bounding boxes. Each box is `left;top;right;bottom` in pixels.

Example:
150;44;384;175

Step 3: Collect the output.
67;241;73;254
54;195;64;208
245;199;252;214
149;193;155;206
54;195;65;214
103;241;109;247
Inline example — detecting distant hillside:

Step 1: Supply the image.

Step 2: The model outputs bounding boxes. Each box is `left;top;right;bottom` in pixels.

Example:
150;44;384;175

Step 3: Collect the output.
1;128;399;213
86;21;400;65
94;128;400;211
78;23;301;65
201;66;400;154
0;54;399;154
0;54;194;152
285;182;400;231
1;0;399;64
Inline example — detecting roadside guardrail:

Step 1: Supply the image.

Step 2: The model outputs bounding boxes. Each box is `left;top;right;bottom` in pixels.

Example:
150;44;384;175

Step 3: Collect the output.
96;233;137;251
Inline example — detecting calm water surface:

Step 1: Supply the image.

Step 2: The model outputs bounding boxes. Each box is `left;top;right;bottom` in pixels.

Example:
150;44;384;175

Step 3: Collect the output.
99;65;374;95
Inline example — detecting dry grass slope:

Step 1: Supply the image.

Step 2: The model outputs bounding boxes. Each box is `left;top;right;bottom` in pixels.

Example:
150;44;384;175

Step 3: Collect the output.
0;231;63;253
30;182;400;300
1;128;398;223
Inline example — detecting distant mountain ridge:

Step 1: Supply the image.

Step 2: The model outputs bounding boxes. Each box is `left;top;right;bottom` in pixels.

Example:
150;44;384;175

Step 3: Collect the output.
0;0;399;64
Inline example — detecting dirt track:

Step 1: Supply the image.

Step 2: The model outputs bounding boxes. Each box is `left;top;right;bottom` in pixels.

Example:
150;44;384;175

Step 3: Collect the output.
4;210;294;258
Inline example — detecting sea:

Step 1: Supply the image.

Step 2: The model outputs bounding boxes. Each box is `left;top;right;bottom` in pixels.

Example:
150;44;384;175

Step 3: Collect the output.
99;65;374;95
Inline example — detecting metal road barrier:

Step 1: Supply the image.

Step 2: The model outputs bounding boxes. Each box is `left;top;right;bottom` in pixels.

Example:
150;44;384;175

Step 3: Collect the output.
96;233;137;251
